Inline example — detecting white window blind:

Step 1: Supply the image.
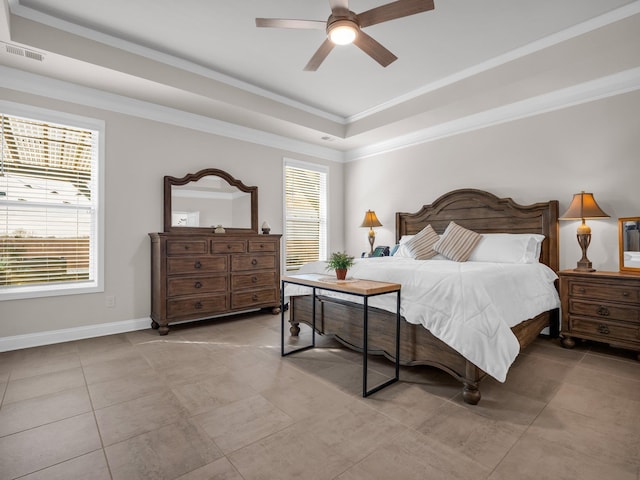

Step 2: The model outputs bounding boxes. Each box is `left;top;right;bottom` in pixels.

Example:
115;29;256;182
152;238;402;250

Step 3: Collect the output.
284;161;327;271
0;111;100;298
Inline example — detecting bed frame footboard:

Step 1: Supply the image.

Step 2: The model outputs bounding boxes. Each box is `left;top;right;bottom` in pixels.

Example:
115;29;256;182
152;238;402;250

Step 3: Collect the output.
289;294;557;405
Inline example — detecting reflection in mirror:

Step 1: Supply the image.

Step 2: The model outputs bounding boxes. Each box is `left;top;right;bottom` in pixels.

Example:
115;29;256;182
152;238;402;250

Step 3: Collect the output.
619;217;640;273
171;177;252;229
164;169;258;233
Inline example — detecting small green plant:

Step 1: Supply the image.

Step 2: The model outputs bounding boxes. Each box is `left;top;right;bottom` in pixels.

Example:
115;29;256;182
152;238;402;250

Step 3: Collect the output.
326;251;355;271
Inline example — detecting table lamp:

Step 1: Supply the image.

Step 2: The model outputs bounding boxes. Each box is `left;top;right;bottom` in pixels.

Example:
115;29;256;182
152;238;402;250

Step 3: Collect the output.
360;210;382;256
560;191;609;272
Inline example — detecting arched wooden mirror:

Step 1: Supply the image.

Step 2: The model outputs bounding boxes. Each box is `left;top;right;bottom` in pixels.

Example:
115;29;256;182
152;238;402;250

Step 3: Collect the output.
164;169;258;234
619;217;640;273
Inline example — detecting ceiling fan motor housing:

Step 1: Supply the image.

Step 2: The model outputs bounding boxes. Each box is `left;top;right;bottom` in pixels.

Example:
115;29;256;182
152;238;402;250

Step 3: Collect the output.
327;11;360;44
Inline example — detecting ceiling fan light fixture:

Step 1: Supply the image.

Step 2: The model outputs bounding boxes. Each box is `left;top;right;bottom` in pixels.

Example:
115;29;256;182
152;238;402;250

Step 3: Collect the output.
328;20;358;45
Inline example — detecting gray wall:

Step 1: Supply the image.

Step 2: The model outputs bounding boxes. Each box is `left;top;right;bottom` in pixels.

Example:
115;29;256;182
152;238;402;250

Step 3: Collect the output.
344;89;640;272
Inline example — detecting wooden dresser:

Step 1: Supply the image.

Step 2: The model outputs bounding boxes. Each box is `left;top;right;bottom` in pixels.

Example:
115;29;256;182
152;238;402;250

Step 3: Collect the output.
149;232;281;335
559;270;640;359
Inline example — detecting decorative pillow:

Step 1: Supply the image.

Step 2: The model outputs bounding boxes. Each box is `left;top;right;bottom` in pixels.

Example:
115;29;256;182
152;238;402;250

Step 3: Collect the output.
389;244;400;256
433;222;482;262
404;225;439;260
468;233;545;264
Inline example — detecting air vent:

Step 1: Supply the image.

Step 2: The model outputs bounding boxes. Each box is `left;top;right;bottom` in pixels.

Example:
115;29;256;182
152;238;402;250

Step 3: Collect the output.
3;43;44;62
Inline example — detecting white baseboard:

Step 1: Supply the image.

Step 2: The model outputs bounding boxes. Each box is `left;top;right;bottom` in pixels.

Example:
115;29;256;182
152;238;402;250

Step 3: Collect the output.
0;317;152;352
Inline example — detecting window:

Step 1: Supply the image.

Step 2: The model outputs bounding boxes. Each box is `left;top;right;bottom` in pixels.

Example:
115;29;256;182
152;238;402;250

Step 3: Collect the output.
0;103;104;300
284;159;328;271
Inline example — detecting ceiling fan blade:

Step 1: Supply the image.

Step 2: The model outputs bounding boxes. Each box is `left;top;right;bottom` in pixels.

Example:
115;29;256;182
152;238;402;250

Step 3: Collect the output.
353;30;397;67
255;18;325;29
304;38;335;71
358;0;435;28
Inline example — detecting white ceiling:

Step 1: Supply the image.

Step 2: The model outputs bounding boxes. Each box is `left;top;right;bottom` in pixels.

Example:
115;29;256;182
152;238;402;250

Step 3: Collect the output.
1;0;639;159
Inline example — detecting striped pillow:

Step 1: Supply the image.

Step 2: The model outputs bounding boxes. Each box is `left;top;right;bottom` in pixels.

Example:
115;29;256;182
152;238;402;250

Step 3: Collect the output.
404;224;439;260
433;222;481;262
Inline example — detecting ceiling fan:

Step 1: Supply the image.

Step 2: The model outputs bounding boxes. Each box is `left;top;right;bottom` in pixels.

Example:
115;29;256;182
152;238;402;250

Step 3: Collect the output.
256;0;435;71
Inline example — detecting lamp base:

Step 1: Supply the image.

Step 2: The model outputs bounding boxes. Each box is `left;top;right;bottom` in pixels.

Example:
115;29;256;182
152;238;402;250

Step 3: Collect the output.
574;233;596;272
367;228;375;256
573;263;595;273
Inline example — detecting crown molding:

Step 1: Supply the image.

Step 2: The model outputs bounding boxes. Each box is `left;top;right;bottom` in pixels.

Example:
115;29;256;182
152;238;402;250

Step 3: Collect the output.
344;67;640;161
2;65;638;164
0;66;344;162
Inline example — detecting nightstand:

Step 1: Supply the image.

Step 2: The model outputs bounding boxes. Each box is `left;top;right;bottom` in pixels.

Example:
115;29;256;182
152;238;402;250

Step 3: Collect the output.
559;270;640;360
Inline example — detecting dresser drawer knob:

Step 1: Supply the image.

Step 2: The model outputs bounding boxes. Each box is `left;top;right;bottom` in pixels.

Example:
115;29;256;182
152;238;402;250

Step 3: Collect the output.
622;291;630;297
596;306;610;316
194;281;202;289
251;259;258;266
227;244;232;249
251;276;258;283
194;261;202;269
260;244;264;248
184;245;190;250
252;294;258;301
194;301;203;310
597;324;610;335
577;287;586;293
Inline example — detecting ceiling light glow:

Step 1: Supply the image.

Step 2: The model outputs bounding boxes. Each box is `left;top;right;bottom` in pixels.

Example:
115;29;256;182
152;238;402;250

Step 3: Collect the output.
329;21;357;45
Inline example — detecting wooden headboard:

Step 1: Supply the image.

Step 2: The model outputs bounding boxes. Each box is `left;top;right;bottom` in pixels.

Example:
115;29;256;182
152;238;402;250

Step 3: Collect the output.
396;189;559;272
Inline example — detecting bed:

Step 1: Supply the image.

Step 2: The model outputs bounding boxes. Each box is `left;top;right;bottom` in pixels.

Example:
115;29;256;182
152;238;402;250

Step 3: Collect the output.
286;189;560;404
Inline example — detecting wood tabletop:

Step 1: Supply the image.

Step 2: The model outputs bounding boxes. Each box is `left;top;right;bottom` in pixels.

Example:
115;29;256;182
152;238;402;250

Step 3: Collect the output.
283;273;401;296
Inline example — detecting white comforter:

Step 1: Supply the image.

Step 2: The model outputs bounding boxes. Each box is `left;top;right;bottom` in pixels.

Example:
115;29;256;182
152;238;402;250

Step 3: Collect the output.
285;257;560;382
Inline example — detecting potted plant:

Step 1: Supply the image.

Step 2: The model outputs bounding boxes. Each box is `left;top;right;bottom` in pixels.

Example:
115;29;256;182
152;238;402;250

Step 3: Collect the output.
326;251;355;280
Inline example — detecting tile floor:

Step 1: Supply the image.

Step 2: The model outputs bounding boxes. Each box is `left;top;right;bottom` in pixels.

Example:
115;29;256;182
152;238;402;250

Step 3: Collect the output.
0;312;639;480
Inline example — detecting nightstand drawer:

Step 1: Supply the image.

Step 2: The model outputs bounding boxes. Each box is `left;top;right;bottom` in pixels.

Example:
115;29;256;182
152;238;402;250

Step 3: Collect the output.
569;281;640;305
559;270;640;356
569;299;640;323
568;315;640;344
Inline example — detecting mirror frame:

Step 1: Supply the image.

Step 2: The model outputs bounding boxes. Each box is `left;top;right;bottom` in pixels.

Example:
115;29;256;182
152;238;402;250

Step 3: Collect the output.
618;216;640;274
164;168;258;234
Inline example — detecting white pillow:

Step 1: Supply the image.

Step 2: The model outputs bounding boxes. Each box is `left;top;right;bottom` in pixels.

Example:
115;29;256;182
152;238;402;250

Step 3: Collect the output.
393;235;415;257
468;233;545;264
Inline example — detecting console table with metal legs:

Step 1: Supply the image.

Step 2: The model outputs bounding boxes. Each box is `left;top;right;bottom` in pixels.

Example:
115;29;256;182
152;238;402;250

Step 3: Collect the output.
281;273;401;397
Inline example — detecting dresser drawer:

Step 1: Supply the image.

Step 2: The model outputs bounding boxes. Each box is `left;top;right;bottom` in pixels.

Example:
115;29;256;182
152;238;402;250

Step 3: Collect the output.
167;256;227;275
248;240;277;252
166;240;207;255
166;294;228;319
569;280;640;305
569;299;640;323
231;271;276;291
231;288;277;309
211;241;246;254
568;315;640;344
167;275;227;297
231;254;276;271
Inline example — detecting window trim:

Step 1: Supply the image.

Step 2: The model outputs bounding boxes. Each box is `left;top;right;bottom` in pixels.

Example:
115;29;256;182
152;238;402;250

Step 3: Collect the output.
0;100;105;301
283;158;329;272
